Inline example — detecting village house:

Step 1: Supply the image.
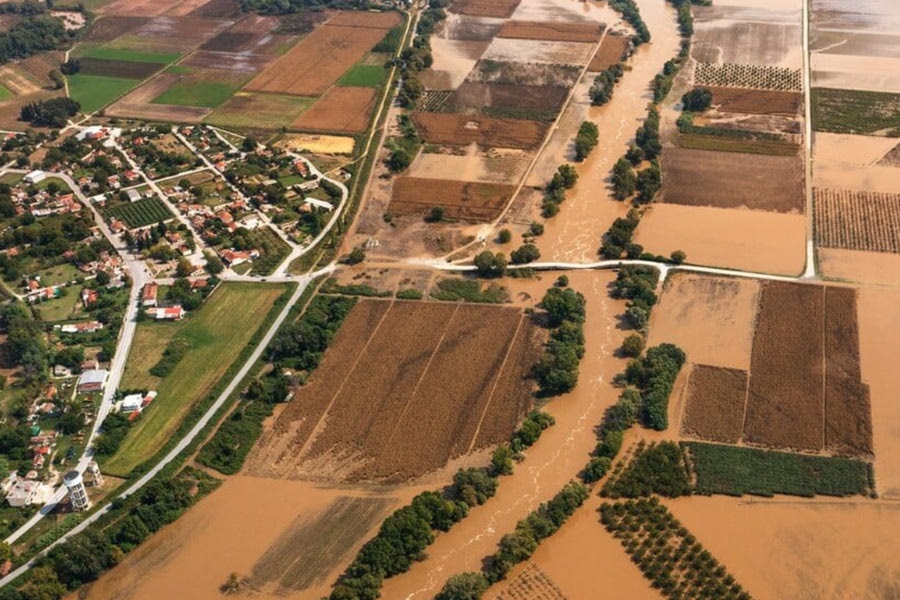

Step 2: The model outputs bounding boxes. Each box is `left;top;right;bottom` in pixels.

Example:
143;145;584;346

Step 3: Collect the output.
81;288;98;307
141;282;158;307
147;306;185;320
77;369;109;394
61;321;104;334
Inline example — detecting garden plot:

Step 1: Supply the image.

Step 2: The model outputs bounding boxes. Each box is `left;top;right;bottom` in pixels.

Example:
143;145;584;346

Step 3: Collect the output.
481;37;595;66
660;148;804;213
389;177;516;221
246;299;540;483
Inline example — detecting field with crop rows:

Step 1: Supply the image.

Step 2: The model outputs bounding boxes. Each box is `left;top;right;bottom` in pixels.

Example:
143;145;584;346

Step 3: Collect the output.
814;188;900;253
681;366;747;444
695;62;802;91
104;197;173;228
495;564;566;600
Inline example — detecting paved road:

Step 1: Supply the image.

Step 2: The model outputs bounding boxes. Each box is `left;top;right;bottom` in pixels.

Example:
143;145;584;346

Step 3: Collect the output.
0;270;324;587
801;0;816;279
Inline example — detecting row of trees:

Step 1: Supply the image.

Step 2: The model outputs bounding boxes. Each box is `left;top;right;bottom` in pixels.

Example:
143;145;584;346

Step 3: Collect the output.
573;121;599;162
609;0;651;45
589;63;624;107
541;164;578;217
396;2;447;109
534;286;586;395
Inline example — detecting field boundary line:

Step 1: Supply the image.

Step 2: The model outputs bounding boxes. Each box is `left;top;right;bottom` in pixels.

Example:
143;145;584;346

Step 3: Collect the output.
466;312;526;453
296;298;396;458
379;303;462;453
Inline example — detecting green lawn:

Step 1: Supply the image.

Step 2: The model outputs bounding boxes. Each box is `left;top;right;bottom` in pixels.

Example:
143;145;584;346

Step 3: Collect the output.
31;287;82;322
103;282;287;476
338;64;386;87
278;174;304;187
79;47;182;64
0;83;13;102
33;263;81;286
68;74;139;113
152;80;241;108
120;320;182;391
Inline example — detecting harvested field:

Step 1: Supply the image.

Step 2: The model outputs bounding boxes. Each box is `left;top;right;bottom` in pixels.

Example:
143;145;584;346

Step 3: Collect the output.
649;273;760;371
276;133;354;155
100;0;184;17
453;0;521;19
389;177;515;221
818;248;900;287
588;33;630;71
249;496;394;593
246;23;387;96
744;282;825;452
439;13;503;41
78;57;163;79
467;60;582;87
813;188;900;253
2;52;64;93
246;299;539;483
694;62;803;91
824;286;872;457
448;82;568;117
411;111;548;149
482;38;596;66
326;10;402;29
497;20;603;43
494;564;566;600
708;86;801;115
812;53;900;95
681;366;748;444
290;86;376;134
84;15;148;42
660;148;804;213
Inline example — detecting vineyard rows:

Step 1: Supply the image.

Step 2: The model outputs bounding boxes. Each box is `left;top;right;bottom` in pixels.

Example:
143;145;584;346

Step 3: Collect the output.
496;564;567;600
420;90;452;112
695;62;802;92
813;188;900;253
104;197;174;229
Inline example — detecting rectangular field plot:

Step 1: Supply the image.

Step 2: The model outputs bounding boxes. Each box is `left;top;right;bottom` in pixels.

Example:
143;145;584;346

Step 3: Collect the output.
660;148;804;213
452;0;521;18
813;188;900;253
151;76;243;108
686;442;872;498
245;299;540;483
103;197;173;228
694;62;802;91
77;57;165;79
481;37;596;66
389;177;515;221
709;86;801;115
411;111;548;149
588;33;630;72
811;87;900;134
447;82;568;120
681;365;748;444
290;86;376;134
206;92;314;130
467;60;582;88
497;20;604;43
68;74;140;113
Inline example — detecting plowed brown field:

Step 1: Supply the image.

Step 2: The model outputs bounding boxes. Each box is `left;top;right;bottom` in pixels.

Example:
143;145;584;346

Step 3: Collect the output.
497;20;604;43
588;32;630;71
290;86;376;133
744;282;825;452
246;299;539;483
708;86;802;115
325;10;402;29
453;0;521;18
389;177;516;221
246;18;389;96
448;82;568;115
411;111;548;149
681;365;748;444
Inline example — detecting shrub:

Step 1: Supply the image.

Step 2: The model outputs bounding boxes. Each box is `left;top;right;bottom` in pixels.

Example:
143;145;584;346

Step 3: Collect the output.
497;228;512;244
621;333;645;357
436;572;489;600
682;87;713;111
574;120;600;161
510;243;540;265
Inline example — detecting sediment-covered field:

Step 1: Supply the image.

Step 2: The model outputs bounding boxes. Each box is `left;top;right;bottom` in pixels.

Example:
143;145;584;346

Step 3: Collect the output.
389;177;516;220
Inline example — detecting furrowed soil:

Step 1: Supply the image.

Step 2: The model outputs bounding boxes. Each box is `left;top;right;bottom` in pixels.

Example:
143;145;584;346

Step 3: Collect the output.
448;82;568;116
290;86;376;134
682;365;748;444
648;273;760;371
72;477;426;600
666;495;900;600
389;177;516;221
407;149;530;184
378;271;630;600
813;188;900;253
497;20;604;43
452;0;522;19
246;299;538;483
709;86;802;115
411;111;548;149
588;32;630;71
744;281;825;452
660;148;804;213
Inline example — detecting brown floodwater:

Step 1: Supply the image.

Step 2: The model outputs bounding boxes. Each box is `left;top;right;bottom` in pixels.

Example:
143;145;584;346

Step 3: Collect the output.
536;0;683;263
378;270;629;599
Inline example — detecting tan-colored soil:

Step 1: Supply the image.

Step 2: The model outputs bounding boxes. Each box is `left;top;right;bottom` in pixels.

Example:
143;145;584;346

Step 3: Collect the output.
497;20;604;43
452;0;521;19
412;111;549;149
709;86;802;115
634;204;807;276
812;53;900;94
426;37;489;90
291;86;377;134
378;271;630;599
587;32;630;71
648;272;760;371
666;495;900;600
407;148;530;183
390;177;516;220
481;37;596;66
277;134;355;155
693;7;802;68
817;247;900;286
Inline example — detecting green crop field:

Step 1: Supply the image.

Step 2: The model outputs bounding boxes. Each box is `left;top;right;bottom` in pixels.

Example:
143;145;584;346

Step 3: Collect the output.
811;87;900;135
152;80;241;108
103;282;288;476
686;442;872;498
68;74;139;113
0;83;13;102
103;197;173;229
205;92;315;130
79;47;182;64
338;64;386;87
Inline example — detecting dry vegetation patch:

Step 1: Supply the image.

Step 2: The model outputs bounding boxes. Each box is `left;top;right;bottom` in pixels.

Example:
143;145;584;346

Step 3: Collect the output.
497;20;604;43
588;33;630;72
390;177;515;221
660;148;804;213
467;60;582;87
682;365;748;444
290;86;376;134
709;86;801;115
411;111;548;149
813;188;900;253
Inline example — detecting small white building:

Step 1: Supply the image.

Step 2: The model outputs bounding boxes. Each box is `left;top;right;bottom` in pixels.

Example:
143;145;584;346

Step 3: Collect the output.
77;369;109;394
24;170;46;185
120;394;143;413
